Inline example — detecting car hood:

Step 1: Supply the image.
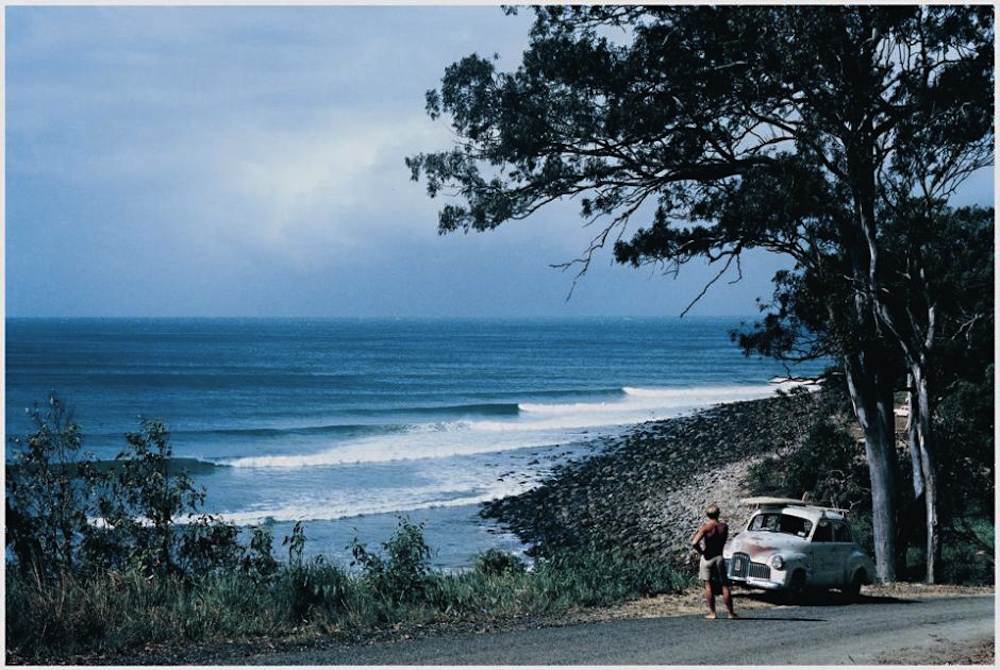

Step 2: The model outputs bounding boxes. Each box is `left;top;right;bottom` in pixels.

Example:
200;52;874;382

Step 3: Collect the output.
726;531;809;558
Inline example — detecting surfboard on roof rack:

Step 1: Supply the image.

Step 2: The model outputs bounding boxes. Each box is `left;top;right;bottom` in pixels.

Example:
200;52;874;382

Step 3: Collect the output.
740;496;808;507
740;497;851;516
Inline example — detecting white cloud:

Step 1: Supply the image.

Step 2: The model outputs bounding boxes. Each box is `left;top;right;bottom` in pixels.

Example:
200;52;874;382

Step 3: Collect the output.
195;114;443;259
7;6;539;272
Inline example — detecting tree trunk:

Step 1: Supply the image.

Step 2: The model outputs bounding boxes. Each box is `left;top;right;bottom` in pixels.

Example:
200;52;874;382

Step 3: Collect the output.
844;350;898;583
905;373;924;499
911;363;940;583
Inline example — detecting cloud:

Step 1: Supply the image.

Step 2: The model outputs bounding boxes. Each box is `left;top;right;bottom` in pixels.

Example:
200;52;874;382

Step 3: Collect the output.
6;6;502;269
9;7;990;319
210;114;448;256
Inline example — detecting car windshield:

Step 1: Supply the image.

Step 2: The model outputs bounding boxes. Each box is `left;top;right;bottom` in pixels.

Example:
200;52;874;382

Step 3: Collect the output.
748;512;813;538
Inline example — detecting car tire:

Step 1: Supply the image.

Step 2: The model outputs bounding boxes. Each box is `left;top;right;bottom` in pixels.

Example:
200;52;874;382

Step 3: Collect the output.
843;570;865;600
780;570;807;604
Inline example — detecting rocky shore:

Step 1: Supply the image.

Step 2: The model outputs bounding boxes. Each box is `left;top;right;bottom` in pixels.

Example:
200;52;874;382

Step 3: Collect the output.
481;390;832;566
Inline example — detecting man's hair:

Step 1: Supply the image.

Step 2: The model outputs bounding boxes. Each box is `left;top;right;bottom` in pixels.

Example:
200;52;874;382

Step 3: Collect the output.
706;504;720;519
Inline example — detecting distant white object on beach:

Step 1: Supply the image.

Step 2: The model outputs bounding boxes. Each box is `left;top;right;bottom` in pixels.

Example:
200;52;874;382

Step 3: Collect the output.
768;378;822;393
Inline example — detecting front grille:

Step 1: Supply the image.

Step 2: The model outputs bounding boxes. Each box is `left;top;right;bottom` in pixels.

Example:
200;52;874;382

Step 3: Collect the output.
729;553;772;580
748;561;772;580
730;552;750;578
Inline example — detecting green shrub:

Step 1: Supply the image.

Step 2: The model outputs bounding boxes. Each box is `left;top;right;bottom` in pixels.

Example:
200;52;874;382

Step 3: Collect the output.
474;548;527;576
7;396;279;582
240;525;280;580
351;517;433;605
278;557;351;622
534;548;690;608
937;518;994;585
6;395;99;576
935;369;995;520
746;414;868;512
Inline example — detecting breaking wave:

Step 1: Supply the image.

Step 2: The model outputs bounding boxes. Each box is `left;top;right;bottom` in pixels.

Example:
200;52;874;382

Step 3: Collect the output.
214;480;535;525
226;382;802;469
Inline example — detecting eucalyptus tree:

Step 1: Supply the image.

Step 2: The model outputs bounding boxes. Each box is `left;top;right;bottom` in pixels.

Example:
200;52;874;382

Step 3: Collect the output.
737;202;994;582
879;204;994;582
407;5;993;581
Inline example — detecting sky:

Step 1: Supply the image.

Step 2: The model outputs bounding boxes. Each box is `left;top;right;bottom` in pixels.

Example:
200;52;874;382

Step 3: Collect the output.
5;6;994;318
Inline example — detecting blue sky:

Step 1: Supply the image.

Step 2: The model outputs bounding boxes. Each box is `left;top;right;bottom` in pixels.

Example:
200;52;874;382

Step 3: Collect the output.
6;7;993;318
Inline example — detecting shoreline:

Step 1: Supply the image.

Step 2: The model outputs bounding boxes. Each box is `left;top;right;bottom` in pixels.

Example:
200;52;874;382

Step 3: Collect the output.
480;390;831;564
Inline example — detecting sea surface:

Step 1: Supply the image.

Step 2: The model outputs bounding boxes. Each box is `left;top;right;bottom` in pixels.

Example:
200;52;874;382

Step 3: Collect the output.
5;317;822;568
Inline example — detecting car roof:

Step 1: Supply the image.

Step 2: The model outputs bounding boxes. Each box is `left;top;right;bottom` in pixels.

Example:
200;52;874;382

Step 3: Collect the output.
742;497;849;521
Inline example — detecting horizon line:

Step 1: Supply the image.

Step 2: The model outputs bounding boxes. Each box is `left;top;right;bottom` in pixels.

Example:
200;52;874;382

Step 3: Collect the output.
4;313;763;321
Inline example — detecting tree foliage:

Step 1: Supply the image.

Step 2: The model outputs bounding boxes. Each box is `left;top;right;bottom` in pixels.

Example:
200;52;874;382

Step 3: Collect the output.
5;394;280;582
409;6;991;276
6;396;98;576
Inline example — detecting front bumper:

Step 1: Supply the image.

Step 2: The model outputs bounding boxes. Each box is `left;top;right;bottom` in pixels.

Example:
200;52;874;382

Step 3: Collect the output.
724;556;790;590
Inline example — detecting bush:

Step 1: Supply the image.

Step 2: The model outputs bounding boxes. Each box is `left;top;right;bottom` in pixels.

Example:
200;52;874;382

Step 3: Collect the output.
6;396;276;582
535;549;690;608
746;414;868;513
351;517;433;606
278;557;351;622
474;548;527;576
105;419;205;574
937;518;994;585
240;525;280;580
935;368;995;521
6;395;99;576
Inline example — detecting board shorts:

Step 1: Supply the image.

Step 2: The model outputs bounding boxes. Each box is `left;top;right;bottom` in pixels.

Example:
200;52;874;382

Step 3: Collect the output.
699;555;729;585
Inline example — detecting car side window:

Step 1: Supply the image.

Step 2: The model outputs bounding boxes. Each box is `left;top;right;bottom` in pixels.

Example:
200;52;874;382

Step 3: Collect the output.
812;520;834;542
833;522;853;543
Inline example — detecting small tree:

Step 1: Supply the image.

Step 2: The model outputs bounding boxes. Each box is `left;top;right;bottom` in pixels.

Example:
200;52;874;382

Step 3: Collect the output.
7;396;276;581
93;419;204;575
6;395;99;577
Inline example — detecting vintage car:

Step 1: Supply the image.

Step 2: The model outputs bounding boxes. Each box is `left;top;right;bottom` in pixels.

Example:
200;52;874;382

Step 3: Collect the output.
722;497;876;599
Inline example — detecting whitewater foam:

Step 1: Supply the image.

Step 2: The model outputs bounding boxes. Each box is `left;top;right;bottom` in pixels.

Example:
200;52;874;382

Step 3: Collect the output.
214;482;533;525
227;382;802;470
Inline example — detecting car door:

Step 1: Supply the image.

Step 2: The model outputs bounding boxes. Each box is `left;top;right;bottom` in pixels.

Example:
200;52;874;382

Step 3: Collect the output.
810;519;836;585
829;521;854;585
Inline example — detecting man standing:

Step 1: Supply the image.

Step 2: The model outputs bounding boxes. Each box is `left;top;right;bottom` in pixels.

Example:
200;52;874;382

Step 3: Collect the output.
690;504;738;619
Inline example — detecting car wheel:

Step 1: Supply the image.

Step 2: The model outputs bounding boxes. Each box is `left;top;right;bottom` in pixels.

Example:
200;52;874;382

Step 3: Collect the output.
780;570;807;604
843;570;865;600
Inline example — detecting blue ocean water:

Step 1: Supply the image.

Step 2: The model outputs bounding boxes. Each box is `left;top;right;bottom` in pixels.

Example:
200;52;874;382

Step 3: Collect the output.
5;317;822;567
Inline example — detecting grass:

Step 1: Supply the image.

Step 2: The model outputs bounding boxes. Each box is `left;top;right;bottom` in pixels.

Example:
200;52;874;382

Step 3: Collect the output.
6;546;692;663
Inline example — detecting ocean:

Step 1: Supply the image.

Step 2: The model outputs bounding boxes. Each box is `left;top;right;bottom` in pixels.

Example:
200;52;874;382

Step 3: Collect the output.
5;317;822;568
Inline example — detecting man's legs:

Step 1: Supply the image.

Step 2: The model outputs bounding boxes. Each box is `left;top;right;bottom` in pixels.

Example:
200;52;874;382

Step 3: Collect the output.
703;580;717;619
721;582;738;618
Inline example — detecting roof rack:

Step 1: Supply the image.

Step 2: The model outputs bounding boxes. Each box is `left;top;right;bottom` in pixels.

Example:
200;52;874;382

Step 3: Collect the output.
740;497;851;516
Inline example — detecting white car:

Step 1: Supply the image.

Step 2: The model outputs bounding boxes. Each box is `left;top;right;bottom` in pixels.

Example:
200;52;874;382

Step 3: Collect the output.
722;497;876;599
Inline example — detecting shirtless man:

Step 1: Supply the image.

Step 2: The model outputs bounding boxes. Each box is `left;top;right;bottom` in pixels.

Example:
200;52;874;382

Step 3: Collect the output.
690;504;738;619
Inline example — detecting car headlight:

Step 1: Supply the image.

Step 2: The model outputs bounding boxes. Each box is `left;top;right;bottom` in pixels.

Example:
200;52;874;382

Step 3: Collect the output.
769;555;785;570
